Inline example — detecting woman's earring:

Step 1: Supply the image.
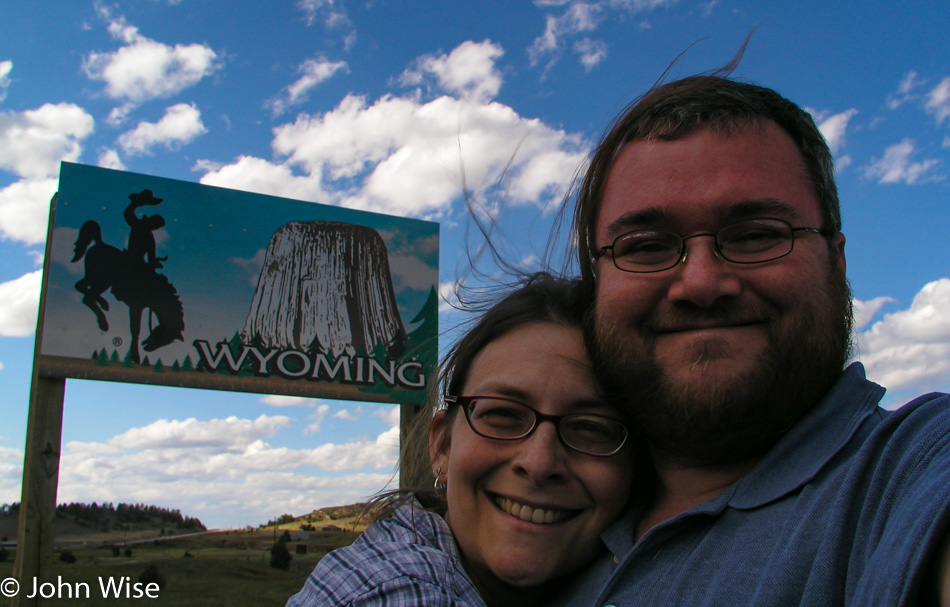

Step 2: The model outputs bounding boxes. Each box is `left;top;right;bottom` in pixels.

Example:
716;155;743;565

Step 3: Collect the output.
433;466;447;496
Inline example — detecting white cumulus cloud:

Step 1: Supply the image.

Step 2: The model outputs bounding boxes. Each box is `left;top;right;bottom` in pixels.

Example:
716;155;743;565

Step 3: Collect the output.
108;414;292;451
298;0;351;28
304;404;331;434
0;270;42;337
270;56;349;116
886;70;923;110
39;411;402;528
857;279;950;396
0;103;95;180
202;47;587;222
260;395;320;408
198;155;333;203
529;0;677;70
374;405;400;428
401;40;504;103
439;279;461;313
97;148;126;170
530;2;603;68
0;446;22;499
925;76;950;125
264;89;586;219
333;408;360;421
0;60;11;102
0;178;59;244
863;139;942;184
574;38;608;72
813;108;858;155
853;295;894;331
117;103;207;155
82;13;219;122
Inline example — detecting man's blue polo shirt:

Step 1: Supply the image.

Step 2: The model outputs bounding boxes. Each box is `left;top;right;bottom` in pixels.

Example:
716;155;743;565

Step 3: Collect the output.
558;363;950;606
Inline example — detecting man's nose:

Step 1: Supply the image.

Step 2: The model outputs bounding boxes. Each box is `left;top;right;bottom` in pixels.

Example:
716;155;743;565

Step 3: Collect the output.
666;235;742;307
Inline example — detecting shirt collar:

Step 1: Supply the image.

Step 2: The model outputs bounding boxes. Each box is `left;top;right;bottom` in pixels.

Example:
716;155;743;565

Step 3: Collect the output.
728;362;886;509
601;362;886;556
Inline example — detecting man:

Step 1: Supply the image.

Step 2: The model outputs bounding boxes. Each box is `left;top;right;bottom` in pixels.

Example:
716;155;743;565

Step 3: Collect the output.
563;76;950;605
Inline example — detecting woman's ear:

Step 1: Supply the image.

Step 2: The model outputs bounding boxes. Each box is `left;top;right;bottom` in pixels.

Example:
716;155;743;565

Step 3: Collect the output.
429;410;450;470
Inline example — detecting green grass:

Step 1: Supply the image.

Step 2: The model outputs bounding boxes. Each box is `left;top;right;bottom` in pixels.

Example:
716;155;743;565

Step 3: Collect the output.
0;531;361;606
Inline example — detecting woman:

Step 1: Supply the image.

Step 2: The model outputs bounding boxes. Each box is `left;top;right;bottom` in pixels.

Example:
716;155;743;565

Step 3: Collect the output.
287;273;637;606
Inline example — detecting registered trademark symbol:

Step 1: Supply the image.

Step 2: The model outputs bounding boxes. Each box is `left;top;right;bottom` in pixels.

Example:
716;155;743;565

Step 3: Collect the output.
113;337;123;347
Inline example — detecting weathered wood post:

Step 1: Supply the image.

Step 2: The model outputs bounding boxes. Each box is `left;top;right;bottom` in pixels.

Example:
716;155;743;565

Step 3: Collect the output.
13;195;65;607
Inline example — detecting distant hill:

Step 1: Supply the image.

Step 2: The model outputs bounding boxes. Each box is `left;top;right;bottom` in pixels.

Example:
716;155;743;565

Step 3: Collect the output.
261;503;369;533
0;501;205;540
302;504;366;522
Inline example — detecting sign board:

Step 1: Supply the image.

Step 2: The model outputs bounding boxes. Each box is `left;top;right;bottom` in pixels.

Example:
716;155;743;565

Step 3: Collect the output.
38;162;439;405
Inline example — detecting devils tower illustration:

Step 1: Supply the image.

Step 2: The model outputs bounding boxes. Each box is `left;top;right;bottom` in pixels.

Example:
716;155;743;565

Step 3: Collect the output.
242;221;408;358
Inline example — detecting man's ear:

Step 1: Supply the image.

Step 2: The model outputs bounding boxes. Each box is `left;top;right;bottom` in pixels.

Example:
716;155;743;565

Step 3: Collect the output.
429;410;450;470
832;231;846;274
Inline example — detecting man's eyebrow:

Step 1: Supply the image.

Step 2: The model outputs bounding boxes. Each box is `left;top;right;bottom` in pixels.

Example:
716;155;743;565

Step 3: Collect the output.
601;198;804;242
721;199;801;222
601;207;673;242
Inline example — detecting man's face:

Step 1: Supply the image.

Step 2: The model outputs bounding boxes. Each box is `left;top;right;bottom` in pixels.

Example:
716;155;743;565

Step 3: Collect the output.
591;122;852;465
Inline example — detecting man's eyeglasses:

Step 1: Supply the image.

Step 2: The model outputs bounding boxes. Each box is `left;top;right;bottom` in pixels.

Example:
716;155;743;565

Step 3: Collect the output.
595;218;830;274
444;395;629;457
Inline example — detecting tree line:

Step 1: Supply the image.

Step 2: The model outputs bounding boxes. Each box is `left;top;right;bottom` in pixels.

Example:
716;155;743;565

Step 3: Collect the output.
2;501;205;531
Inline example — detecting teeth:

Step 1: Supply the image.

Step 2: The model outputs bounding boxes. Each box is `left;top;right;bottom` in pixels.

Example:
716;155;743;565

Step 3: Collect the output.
495;497;569;524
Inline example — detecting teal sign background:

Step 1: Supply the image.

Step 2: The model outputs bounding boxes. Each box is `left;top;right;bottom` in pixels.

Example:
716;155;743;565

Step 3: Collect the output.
39;162;438;405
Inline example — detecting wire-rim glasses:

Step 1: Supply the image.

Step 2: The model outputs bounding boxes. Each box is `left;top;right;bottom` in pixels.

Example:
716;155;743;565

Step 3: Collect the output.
444;395;629;457
595;217;829;274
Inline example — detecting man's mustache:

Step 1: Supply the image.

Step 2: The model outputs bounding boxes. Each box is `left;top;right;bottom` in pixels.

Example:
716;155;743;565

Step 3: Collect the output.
642;301;779;335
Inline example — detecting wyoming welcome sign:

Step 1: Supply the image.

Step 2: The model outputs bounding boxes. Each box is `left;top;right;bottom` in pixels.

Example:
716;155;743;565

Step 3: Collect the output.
39;162;439;405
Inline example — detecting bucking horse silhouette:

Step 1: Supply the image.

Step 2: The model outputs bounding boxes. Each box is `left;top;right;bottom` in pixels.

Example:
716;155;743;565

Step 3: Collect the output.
72;193;184;364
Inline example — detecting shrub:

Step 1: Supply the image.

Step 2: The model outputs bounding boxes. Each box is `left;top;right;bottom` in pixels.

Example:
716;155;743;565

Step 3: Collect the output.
269;540;292;571
124;548;133;558
59;549;77;564
138;563;166;590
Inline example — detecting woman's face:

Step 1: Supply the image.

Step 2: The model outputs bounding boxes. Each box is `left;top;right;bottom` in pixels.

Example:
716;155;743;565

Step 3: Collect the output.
430;322;634;595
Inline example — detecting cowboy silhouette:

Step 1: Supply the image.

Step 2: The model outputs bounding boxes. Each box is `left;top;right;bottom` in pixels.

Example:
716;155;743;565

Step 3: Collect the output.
125;189;168;270
72;189;184;364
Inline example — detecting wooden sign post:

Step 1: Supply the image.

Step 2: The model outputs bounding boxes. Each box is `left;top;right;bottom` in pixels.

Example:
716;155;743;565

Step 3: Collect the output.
13;195;64;607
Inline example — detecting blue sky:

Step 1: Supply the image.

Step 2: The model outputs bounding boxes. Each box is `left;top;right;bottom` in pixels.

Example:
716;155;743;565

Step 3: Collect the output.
1;0;948;529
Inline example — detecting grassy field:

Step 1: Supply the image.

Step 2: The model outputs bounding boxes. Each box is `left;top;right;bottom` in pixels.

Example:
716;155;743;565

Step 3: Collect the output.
0;527;362;606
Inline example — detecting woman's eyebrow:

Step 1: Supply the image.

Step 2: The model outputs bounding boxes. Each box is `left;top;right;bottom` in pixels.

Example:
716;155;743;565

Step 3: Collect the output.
463;383;529;400
567;398;617;415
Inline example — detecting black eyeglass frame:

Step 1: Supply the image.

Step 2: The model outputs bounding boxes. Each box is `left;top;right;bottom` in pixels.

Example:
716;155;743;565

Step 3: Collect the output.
594;217;831;274
443;395;629;458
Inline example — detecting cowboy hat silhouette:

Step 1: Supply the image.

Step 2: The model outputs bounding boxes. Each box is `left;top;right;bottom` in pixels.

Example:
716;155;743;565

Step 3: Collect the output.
129;189;163;206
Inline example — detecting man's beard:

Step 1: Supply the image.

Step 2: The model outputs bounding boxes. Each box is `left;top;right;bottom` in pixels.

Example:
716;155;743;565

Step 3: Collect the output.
590;264;853;467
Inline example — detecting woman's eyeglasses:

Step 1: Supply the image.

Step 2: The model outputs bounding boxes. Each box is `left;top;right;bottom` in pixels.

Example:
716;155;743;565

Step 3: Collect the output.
444;395;628;457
